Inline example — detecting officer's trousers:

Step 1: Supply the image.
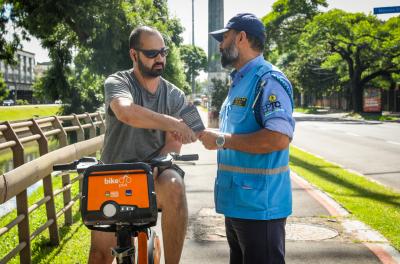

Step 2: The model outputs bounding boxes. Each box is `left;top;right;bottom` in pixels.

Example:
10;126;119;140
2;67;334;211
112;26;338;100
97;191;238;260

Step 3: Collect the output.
225;217;286;264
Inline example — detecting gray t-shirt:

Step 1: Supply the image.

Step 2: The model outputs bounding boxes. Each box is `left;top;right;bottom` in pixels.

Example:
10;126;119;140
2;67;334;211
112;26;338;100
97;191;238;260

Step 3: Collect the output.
101;69;186;164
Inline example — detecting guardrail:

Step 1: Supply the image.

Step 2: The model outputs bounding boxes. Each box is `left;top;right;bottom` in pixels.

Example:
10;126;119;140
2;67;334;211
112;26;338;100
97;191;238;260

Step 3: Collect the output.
0;112;105;264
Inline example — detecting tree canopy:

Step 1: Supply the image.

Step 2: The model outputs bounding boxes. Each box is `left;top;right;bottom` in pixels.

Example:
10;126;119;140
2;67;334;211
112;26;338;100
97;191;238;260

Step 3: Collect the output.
300;10;400;111
179;44;207;93
1;0;189;113
262;0;327;56
262;1;400;112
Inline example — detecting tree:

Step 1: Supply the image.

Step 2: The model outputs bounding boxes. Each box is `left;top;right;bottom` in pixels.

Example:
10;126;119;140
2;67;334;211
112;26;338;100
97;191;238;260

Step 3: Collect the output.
0;73;9;102
1;0;189;113
300;10;400;112
261;0;330;106
210;78;229;112
262;0;327;56
179;45;207;94
0;3;26;65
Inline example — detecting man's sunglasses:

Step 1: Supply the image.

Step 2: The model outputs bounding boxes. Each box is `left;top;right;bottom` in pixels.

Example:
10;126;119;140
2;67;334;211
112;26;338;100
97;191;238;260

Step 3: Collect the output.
136;47;169;58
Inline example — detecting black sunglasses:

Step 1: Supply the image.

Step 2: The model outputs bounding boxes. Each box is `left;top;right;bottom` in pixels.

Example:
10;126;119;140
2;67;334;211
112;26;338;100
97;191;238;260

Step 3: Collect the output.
136;47;169;58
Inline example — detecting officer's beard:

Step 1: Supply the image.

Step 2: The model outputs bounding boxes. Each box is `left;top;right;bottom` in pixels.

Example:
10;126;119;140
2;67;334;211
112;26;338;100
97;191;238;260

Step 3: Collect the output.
220;41;239;68
137;56;165;78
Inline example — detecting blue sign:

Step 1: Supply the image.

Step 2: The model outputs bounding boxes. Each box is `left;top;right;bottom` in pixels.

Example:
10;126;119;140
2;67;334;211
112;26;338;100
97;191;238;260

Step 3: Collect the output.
373;6;400;14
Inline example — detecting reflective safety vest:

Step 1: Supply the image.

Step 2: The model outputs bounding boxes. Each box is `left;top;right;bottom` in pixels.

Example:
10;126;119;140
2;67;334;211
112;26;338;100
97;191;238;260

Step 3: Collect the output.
216;61;292;220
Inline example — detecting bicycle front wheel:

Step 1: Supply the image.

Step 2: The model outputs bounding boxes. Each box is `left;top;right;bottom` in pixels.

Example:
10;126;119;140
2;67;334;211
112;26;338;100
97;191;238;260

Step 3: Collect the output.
137;229;161;264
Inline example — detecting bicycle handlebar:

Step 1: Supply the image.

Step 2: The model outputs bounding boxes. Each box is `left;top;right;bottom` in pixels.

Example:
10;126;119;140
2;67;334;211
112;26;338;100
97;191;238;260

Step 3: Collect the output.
53;157;99;172
53;153;198;172
171;153;199;161
53;161;77;171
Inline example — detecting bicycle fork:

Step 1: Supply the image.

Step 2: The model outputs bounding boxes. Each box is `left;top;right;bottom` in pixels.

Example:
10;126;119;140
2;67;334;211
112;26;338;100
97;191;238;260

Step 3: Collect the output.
112;226;135;264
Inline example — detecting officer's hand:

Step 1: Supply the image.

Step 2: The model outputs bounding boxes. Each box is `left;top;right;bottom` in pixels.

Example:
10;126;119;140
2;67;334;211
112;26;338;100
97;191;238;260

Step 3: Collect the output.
198;129;219;150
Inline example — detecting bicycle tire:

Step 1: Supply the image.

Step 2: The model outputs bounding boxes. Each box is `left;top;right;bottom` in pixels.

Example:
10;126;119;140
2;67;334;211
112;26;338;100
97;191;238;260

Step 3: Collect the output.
137;229;161;264
147;229;161;264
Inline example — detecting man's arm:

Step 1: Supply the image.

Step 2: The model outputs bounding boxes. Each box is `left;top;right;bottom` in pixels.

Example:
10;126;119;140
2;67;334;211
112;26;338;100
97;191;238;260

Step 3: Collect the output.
199;128;289;153
110;97;196;143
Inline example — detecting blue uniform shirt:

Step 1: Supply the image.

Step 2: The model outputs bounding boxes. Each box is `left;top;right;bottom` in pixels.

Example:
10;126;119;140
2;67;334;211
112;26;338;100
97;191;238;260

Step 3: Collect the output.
230;55;295;139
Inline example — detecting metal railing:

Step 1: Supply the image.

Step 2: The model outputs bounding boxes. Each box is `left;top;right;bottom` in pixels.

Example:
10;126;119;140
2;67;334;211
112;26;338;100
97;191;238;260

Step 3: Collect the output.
0;112;105;264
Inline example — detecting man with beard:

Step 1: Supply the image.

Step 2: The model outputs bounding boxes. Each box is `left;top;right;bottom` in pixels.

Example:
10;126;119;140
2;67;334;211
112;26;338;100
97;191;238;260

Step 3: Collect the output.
199;13;295;264
89;26;196;264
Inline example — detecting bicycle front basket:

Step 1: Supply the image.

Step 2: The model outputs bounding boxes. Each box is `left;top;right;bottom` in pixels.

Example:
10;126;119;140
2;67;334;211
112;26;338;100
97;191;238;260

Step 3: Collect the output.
81;162;158;229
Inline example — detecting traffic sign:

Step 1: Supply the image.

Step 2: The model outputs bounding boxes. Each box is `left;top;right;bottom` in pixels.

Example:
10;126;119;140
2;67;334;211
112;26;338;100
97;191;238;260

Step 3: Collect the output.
373;6;400;14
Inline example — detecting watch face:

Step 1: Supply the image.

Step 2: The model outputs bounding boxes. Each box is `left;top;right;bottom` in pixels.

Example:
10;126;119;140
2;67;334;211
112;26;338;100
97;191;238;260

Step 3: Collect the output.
216;135;225;147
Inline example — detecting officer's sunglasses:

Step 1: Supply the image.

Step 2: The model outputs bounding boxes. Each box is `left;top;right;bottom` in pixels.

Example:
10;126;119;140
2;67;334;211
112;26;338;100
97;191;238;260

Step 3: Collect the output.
136;47;169;58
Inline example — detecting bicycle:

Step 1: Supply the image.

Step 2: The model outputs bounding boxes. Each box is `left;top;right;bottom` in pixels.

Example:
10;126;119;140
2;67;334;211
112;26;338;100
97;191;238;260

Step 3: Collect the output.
53;153;198;264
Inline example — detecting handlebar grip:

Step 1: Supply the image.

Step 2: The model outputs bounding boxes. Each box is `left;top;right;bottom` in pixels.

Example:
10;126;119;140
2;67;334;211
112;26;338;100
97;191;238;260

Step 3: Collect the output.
175;154;199;161
53;161;77;171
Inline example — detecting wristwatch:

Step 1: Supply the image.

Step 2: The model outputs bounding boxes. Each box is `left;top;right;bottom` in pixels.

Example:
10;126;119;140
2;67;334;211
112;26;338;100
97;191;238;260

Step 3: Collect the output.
215;134;226;149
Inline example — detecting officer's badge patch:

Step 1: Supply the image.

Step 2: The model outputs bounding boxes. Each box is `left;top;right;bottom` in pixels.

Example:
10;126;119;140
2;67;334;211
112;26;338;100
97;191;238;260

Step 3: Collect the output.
233;97;247;107
264;94;283;117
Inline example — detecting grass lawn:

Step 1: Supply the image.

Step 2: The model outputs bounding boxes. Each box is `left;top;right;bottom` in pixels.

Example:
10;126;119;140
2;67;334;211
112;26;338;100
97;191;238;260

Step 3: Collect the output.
0;105;61;122
294;107;321;114
345;112;400;122
290;146;400;250
295;107;400;122
0;173;91;264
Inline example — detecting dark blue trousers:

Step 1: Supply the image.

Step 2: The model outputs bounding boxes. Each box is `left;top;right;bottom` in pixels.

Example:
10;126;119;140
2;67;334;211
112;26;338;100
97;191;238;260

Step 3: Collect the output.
225;217;286;264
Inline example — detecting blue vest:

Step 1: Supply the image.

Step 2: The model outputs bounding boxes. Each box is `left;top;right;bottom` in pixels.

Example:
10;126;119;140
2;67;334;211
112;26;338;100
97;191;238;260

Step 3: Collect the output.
216;62;292;220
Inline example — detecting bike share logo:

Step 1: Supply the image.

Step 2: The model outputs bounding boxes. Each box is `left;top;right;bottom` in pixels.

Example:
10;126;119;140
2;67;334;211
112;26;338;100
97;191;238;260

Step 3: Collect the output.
104;175;132;188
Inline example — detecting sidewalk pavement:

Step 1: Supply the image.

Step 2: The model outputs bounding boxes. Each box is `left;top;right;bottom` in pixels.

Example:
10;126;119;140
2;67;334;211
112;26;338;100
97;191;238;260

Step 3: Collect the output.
153;109;400;264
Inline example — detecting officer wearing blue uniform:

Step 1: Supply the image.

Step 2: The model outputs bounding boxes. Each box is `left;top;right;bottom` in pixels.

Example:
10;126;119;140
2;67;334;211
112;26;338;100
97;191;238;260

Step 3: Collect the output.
199;13;295;264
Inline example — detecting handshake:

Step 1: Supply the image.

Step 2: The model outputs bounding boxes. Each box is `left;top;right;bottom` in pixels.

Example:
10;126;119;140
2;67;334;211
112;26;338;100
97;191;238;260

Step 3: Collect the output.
173;125;225;150
172;104;226;150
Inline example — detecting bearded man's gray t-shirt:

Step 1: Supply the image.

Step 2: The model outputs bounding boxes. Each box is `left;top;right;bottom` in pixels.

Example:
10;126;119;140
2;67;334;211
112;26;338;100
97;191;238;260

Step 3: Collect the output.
101;70;186;164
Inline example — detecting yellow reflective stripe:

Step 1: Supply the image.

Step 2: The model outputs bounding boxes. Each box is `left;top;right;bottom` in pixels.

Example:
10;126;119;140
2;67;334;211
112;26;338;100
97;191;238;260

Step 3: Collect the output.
218;164;289;175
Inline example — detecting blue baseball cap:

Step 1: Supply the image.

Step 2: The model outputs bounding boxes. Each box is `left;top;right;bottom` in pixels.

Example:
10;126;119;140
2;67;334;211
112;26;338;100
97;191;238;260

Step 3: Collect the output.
209;13;266;43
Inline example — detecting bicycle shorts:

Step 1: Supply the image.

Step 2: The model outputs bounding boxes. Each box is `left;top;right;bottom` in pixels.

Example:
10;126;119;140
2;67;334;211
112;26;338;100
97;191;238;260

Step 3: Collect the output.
159;164;185;179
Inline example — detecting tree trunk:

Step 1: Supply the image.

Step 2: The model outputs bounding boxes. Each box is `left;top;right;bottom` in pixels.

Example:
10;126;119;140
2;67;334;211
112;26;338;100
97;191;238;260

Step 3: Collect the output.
353;84;363;113
350;60;363;112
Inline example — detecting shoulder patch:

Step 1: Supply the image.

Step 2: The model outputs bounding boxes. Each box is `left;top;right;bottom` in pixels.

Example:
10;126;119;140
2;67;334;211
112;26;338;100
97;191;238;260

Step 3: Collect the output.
263;93;284;117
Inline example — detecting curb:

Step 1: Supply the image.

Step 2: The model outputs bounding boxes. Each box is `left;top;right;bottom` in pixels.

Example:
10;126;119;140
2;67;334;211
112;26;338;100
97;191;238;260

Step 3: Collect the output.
291;172;400;264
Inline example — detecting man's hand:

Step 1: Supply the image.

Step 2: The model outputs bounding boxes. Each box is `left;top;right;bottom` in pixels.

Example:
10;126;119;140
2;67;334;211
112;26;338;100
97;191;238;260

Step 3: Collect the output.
198;129;220;150
175;120;197;144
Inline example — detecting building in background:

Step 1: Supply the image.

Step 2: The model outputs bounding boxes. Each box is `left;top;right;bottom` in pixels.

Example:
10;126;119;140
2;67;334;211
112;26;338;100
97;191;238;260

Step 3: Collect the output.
34;61;51;78
0;50;35;103
208;0;226;82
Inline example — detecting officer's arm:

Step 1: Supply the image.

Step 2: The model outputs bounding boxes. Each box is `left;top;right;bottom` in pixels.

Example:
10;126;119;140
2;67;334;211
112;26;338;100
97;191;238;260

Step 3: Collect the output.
223;129;289;154
223;74;293;153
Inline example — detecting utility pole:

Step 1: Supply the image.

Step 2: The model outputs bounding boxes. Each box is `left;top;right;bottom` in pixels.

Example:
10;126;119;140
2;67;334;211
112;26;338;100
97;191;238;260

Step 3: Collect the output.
191;0;195;97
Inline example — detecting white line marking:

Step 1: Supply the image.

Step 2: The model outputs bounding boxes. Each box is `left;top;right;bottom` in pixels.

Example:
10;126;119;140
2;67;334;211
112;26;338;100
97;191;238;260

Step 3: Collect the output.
386;141;400;146
346;132;361;137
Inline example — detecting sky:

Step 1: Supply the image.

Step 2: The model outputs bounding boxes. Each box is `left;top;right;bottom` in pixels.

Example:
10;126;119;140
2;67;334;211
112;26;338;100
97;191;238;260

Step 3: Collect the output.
20;0;400;63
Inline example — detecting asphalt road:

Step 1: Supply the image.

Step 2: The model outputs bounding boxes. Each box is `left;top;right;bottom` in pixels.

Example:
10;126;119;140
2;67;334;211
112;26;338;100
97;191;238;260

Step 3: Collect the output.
292;112;400;191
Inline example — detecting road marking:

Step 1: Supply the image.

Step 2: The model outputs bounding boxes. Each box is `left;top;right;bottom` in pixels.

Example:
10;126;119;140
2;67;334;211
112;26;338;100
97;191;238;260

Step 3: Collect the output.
386;141;400;146
346;132;361;137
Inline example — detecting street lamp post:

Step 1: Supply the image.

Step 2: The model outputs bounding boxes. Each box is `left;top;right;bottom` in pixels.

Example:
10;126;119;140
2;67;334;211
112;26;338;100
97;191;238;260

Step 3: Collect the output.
191;0;195;98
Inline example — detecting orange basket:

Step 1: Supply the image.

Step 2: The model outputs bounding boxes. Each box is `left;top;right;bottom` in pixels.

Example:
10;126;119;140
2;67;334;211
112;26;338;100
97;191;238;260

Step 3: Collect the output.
81;162;158;231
